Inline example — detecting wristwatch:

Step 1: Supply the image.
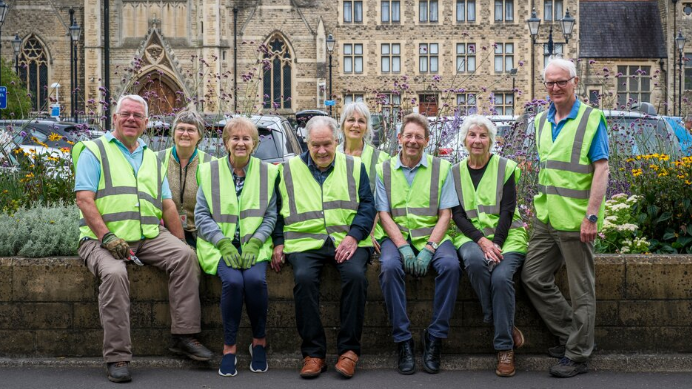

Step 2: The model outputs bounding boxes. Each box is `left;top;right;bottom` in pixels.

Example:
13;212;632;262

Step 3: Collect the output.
586;214;598;223
426;241;439;250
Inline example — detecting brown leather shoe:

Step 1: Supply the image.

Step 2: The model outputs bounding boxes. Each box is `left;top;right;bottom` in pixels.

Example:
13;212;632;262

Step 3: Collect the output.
512;326;525;349
335;350;359;378
300;356;327;378
496;350;516;377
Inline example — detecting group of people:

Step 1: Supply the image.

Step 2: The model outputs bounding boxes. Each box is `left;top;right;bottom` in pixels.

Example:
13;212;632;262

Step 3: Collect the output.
74;57;608;383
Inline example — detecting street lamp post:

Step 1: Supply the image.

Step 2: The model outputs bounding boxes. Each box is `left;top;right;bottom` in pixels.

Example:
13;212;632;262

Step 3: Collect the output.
326;34;335;117
0;0;9;89
12;33;20;74
676;31;686;117
70;14;81;123
526;8;576;101
673;0;678;116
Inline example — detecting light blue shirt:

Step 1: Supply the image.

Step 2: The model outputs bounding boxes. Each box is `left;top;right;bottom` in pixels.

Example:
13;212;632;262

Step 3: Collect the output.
546;99;610;162
74;132;172;199
375;152;459;212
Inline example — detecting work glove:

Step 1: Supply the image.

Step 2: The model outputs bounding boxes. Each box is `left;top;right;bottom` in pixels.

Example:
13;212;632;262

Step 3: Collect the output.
241;238;262;269
415;248;434;277
101;232;130;259
397;244;417;275
216;238;240;269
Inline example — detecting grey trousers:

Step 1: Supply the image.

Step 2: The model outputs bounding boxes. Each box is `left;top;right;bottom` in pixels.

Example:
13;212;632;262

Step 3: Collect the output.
78;227;202;363
521;219;596;363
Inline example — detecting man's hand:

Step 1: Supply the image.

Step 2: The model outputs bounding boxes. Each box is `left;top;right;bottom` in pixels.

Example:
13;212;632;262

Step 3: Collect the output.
271;244;285;273
581;218;598;243
216;238;240;269
335;236;358;263
478;237;503;262
101;232;130;259
371;234;381;254
241;238;262;269
397;244;416;274
415;248;434;277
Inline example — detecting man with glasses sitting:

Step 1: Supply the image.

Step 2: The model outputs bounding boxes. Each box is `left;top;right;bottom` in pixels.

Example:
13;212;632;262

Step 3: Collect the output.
73;95;212;383
521;58;609;378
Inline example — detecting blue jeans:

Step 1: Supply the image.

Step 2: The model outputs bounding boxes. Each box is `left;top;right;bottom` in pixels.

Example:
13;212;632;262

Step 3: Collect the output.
217;260;268;346
458;241;525;350
379;239;461;343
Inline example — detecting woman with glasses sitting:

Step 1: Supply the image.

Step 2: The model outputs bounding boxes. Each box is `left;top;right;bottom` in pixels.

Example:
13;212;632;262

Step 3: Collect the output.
157;109;215;248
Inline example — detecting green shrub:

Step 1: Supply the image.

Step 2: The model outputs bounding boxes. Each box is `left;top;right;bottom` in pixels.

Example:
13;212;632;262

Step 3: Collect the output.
0;203;79;257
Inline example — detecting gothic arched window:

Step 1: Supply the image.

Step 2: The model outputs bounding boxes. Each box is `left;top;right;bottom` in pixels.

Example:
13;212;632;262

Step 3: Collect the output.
18;36;49;112
262;36;292;110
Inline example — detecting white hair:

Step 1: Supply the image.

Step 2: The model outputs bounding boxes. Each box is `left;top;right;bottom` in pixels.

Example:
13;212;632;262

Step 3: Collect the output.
115;94;149;117
458;115;497;152
339;101;373;144
543;57;577;80
305;116;339;143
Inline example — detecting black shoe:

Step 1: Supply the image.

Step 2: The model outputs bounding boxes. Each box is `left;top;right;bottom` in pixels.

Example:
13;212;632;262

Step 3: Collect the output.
422;328;441;374
169;335;213;361
106;361;132;383
548;344;566;358
549;357;588;378
397;339;415;375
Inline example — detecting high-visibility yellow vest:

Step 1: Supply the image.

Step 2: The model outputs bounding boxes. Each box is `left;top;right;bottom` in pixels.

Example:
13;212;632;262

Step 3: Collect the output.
354;143;389;241
157;147;213;172
451;155;528;254
534;104;606;231
195;157;278;275
72;136;164;241
279;153;372;253
377;154;452;251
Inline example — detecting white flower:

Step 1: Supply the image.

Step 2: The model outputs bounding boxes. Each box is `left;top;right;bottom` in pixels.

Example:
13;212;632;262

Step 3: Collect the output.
605;216;618;222
626;195;640;204
611;203;629;211
616;223;638;232
612;193;628;200
620;246;631;254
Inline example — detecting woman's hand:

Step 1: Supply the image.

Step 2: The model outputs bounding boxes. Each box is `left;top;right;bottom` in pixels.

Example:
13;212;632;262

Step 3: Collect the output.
271;244;285;273
478;237;503;262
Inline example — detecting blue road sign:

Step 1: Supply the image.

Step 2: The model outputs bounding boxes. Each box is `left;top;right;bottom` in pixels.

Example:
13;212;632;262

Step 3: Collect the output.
0;86;6;109
51;104;61;118
324;100;336;106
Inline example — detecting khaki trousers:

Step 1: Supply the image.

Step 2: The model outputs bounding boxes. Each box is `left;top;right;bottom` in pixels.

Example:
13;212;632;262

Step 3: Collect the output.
78;227;202;363
521;219;595;363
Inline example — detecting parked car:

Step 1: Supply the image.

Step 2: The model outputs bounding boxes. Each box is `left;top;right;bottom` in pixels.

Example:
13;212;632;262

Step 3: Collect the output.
199;115;302;164
295;109;329;151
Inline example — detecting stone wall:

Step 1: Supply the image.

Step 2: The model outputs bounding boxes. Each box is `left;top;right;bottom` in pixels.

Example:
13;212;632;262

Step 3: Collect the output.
1;255;691;358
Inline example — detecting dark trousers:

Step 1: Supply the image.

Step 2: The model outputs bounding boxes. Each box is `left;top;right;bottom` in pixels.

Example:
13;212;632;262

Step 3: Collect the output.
287;240;369;358
217;260;268;346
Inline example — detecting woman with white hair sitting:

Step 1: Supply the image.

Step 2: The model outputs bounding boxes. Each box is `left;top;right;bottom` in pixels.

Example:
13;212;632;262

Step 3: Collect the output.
449;114;528;377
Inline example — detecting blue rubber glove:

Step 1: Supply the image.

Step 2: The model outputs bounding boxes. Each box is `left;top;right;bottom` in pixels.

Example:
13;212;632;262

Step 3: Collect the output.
241;238;262;269
415;248;434;277
397;244;417;274
216;238;240;269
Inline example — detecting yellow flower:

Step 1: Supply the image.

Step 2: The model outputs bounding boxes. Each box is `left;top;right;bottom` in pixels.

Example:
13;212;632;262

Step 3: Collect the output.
649;164;659;170
626;158;635;163
631;168;643;177
60;147;70;153
48;132;63;142
66;140;75;145
25;172;34;179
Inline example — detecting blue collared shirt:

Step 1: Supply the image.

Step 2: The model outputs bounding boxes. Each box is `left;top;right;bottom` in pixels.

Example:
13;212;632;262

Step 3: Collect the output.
172;146;198;163
546;99;610;162
74;132;172;199
375;152;459;212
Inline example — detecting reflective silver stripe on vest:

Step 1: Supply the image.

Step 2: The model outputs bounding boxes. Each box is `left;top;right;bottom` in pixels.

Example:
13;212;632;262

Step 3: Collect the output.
537;112;548;150
482;220;525;236
93;138;162;209
327;225;350;234
207;159;249;225
285;231;329;241
239;161;269;218
157;149;167;161
539;107;596;175
538;184;590;199
387;157;441;218
283;156;357;225
369;148;381;195
410;227;434;238
453;157;506;217
79;212;160;227
201;152;212;163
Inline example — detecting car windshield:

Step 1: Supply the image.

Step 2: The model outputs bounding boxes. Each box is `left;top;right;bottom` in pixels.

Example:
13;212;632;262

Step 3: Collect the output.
608;117;681;157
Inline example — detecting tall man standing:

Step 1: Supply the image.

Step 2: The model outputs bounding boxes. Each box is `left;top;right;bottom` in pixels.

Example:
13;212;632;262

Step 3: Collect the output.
521;58;610;378
271;116;375;379
376;113;461;375
73;95;212;383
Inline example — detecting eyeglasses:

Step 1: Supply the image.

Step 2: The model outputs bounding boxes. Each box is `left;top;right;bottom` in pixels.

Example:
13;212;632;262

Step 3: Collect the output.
544;77;575;89
401;133;426;141
117;111;146;120
175;128;198;135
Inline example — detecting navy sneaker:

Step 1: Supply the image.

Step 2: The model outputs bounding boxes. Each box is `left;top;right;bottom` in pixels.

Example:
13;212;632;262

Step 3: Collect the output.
219;353;238;377
549;357;588;378
249;344;268;373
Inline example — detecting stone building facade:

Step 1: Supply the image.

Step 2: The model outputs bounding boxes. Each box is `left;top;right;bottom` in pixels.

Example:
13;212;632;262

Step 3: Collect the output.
0;0;689;122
